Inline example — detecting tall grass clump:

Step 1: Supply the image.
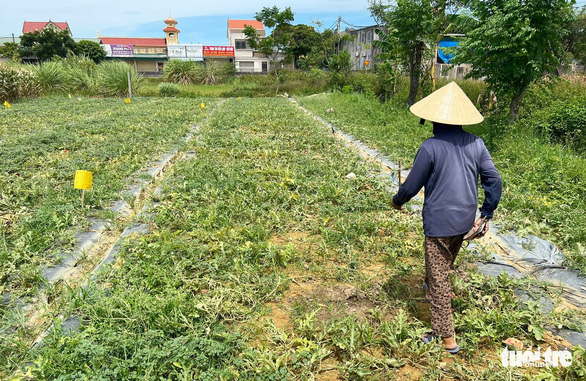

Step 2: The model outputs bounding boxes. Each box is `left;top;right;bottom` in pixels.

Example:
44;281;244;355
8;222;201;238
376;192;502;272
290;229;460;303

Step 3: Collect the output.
96;61;143;96
193;60;235;85
29;61;67;92
65;66;95;92
0;64;40;102
164;60;235;85
164;59;198;85
60;55;97;92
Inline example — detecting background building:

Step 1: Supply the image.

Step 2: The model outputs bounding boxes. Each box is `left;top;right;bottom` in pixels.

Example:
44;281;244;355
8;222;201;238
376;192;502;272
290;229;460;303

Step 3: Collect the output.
227;19;269;73
167;44;203;61
22;21;71;36
434;34;472;80
99;17;178;74
101;36;167;73
163;17;180;45
342;25;380;71
203;46;234;63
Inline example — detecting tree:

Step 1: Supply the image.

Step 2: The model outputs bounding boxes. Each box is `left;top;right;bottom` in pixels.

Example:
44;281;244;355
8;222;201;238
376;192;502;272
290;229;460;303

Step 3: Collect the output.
245;6;295;93
20;29;76;61
372;27;402;96
564;6;586;69
0;42;20;61
296;28;353;71
370;0;473;104
370;0;449;105
75;40;107;63
288;24;321;68
328;50;352;74
454;0;575;123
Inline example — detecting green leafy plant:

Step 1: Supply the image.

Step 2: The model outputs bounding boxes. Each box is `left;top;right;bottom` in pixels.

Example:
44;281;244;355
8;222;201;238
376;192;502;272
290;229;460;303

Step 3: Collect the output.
454;0;575;123
95;61;143;96
0;64;40;102
163;59;198;85
29;61;67;92
158;82;181;97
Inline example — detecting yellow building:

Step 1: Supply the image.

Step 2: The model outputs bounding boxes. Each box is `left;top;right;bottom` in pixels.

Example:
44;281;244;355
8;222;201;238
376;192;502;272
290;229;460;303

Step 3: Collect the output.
163;17;180;44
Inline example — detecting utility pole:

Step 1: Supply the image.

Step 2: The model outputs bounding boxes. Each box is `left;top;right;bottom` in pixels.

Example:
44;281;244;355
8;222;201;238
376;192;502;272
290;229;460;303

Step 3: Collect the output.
336;15;341;55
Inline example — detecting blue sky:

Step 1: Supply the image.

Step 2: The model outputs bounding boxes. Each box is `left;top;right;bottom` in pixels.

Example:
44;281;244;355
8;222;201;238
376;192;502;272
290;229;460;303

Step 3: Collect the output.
1;1;378;45
132;11;376;46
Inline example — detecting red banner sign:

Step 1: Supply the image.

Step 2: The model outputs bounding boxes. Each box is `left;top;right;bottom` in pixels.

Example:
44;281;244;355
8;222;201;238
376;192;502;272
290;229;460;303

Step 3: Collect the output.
203;46;235;57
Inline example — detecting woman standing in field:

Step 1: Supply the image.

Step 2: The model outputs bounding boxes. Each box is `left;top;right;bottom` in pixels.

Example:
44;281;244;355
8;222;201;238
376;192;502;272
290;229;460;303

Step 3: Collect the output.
391;82;502;354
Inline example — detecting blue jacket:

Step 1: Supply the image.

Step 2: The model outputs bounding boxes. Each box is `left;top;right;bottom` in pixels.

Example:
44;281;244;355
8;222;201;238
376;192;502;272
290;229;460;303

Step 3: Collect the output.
392;124;502;237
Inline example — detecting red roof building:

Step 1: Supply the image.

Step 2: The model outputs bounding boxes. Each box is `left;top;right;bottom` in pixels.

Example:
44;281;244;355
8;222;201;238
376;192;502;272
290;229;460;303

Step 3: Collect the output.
227;20;264;31
100;37;167;47
227;19;268;73
22;21;71;36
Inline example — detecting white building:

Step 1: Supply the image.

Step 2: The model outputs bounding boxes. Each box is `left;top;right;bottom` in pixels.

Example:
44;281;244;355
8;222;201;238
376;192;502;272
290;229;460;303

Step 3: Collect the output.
342;25;381;71
227;19;269;73
167;44;204;61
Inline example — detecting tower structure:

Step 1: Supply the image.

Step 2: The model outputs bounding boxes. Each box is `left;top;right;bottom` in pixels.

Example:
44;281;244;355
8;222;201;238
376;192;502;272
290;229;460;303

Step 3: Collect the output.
163;16;179;44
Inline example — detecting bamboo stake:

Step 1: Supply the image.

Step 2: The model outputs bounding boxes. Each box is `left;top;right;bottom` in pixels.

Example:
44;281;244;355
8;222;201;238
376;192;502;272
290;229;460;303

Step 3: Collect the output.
398;160;402;185
127;71;132;99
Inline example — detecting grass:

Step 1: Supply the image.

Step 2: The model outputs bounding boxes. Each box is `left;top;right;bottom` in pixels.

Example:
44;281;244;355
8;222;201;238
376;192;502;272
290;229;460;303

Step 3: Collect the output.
138;79;241;98
137;70;332;98
298;83;586;275
5;97;583;379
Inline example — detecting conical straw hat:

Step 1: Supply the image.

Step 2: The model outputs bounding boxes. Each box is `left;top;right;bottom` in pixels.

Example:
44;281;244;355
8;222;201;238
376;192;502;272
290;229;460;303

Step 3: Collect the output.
409;82;484;125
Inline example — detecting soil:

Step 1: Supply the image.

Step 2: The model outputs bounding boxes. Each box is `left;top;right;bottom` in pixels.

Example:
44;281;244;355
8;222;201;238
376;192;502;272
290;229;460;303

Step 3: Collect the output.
269;231;312;250
263;302;291;330
317;359;342;381
394;364;423;380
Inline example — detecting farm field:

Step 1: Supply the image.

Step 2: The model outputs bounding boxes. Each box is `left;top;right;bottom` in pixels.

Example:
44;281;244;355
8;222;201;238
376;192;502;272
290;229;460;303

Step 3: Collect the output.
2;97;584;379
298;90;586;275
0;97;216;363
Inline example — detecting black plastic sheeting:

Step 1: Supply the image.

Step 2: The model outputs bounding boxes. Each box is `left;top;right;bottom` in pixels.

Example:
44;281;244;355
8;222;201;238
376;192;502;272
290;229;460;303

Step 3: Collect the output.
291;98;586;347
492;233;586;309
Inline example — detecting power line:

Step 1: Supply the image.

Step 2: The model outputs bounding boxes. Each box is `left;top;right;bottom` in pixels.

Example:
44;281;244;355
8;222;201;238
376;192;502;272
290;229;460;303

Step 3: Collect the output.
325;19;339;32
340;18;372;30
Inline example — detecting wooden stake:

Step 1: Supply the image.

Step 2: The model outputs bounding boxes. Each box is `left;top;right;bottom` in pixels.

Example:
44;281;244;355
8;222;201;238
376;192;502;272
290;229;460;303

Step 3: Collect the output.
127;71;132;99
82;189;85;208
398;161;402;185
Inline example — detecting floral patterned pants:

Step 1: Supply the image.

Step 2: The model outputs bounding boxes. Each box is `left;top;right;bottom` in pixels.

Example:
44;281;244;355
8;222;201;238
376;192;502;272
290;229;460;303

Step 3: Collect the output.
424;234;465;338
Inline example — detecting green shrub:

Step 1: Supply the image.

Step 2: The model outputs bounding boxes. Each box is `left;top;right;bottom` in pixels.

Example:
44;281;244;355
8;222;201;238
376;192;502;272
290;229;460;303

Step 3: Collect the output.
0;64;40;102
158;82;181;97
192;61;235;85
30;61;67;92
163;59;198;85
65;66;95;92
538;102;586;152
346;72;377;96
329;71;347;91
95;61;143;96
277;69;330;95
62;56;97;93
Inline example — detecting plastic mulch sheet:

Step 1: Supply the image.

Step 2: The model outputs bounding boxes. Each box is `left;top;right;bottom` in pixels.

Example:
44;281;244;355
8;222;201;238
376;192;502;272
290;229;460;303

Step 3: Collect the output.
292;98;586;346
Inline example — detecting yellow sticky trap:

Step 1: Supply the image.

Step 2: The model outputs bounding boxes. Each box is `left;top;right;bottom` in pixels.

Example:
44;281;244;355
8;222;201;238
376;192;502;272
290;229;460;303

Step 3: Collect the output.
4;101;10;109
237;97;242;101
74;170;93;190
125;98;131;104
200;102;206;109
68;93;72;99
